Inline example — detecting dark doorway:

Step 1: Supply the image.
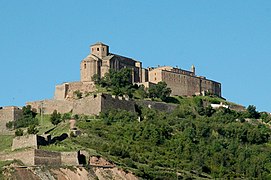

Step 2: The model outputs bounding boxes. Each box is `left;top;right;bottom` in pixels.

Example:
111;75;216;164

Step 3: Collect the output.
77;151;86;165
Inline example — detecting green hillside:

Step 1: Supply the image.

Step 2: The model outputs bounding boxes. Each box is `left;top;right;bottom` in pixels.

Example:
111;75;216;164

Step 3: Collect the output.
36;96;271;179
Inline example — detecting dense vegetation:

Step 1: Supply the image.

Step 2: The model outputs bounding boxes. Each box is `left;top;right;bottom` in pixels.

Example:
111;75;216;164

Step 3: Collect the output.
6;105;39;136
92;68;171;100
49;96;270;179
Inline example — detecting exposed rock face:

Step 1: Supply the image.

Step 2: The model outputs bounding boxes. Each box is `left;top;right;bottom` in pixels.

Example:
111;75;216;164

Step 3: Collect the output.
2;160;138;180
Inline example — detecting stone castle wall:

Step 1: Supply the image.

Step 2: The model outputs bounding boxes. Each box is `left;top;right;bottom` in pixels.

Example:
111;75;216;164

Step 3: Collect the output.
34;149;62;166
0;148;35;165
136;100;177;113
161;70;221;97
12;134;38;151
101;94;136;113
0;106;23;134
27;94;176;116
61;152;78;166
54;81;96;100
0;149;88;166
27;99;74;114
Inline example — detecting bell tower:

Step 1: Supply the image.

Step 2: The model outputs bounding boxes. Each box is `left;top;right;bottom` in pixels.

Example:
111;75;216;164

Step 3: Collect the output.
90;42;109;59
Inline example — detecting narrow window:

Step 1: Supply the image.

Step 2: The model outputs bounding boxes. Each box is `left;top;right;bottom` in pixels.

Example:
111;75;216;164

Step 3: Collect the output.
84;64;86;69
103;48;104;51
154;77;157;81
92;48;94;51
97;48;99;51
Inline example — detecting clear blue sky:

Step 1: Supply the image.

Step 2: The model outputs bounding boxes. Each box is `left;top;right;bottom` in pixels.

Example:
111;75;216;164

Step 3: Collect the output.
1;1;271;112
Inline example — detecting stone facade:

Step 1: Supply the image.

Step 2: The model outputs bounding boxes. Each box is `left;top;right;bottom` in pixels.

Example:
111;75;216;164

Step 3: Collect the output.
148;66;221;97
12;134;49;151
0;106;23;134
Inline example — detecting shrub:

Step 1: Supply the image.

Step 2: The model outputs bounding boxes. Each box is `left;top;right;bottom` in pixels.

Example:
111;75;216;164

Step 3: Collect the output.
50;110;62;125
27;125;38;134
15;129;23;136
6;121;13;129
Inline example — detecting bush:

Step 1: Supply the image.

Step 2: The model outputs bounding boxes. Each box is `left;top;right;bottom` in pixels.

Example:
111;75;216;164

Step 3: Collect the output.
6;121;13;130
27;125;38;134
50;110;62;125
15;129;23;136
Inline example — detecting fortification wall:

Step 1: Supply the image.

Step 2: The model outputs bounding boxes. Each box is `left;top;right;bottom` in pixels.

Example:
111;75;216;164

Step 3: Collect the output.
101;94;136;113
12;134;38;151
61;152;78;166
54;81;96;100
136;100;177;113
34;149;61;166
12;135;49;151
27;99;73;114
0;149;35;165
73;95;102;115
0;106;23;134
28;93;178;116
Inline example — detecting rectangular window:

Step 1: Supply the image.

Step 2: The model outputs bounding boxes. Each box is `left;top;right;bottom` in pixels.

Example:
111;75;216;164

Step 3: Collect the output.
97;48;99;51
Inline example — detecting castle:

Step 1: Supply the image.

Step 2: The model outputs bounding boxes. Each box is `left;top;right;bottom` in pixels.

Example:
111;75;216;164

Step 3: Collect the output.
54;42;221;100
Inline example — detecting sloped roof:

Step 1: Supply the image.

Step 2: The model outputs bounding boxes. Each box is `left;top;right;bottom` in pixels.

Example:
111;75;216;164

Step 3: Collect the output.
90;42;109;47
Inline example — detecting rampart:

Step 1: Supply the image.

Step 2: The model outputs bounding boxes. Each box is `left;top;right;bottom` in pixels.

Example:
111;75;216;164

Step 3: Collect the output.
0;149;88;166
12;134;49;151
136;100;177;113
54;81;96;100
34;149;61;166
0;148;35;165
27;93;176;116
0;106;23;134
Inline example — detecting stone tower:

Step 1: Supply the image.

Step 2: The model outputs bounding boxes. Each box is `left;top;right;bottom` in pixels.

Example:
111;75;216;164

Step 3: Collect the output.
80;42;110;82
90;42;109;59
191;65;196;75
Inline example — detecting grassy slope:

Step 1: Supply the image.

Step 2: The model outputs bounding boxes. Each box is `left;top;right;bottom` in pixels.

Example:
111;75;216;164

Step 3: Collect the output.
0;135;13;152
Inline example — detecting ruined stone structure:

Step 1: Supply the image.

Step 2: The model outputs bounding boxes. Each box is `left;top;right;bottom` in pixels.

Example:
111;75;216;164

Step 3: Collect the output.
54;42;221;100
0;106;23;134
0;149;88;166
12;134;49;151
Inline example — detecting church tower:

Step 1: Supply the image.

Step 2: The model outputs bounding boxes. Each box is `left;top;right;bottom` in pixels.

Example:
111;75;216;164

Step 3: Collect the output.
90;42;109;59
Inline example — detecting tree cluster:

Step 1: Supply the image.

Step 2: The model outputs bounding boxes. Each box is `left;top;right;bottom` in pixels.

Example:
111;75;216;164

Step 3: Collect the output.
72;101;271;179
92;68;171;101
6;105;39;135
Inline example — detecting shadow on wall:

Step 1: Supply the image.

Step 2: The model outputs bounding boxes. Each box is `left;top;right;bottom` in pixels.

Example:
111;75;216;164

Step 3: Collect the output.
78;151;86;165
51;133;68;144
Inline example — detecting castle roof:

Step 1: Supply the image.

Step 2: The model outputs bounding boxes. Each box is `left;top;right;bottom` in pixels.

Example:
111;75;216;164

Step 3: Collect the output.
90;42;108;47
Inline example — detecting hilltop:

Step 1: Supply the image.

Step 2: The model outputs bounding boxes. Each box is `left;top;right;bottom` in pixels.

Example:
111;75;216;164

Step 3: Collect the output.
1;93;271;179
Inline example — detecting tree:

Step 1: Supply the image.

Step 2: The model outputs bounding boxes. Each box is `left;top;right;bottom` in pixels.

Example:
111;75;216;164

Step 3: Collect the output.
27;125;39;134
15;129;23;136
74;90;83;99
148;81;171;101
50;110;62;125
6;121;13;129
246;105;260;119
91;74;101;85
